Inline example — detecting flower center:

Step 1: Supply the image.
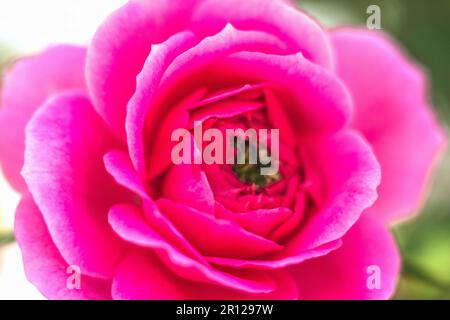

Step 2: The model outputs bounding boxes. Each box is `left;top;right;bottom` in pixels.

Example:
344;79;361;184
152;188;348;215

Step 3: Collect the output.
232;140;281;189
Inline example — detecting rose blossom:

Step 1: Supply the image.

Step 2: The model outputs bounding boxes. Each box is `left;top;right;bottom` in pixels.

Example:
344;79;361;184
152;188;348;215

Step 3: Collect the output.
0;0;446;299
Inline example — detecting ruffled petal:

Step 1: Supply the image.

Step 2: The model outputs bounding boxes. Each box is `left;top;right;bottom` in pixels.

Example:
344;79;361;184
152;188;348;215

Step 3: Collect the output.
0;45;86;191
86;0;202;139
109;203;278;294
157;199;283;259
192;0;334;69
22;93;131;279
112;250;298;300
331;28;447;222
290;213;400;300
293;130;381;249
15;193;112;299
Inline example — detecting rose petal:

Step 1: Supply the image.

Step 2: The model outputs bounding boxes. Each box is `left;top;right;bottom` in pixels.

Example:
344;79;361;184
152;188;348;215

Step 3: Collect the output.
270;191;306;242
109;204;278;294
293;130;381;249
104;150;208;262
147;88;206;179
126;31;200;175
112;250;298;300
190;99;264;126
290;213;400;300
157;199;283;259
194;83;267;108
22;93;131;279
0;45;86;191
214;203;293;238
331;28;447;222
129;24;286;176
15;193;112;299
162;164;215;215
208;51;352;134
206;240;341;270
86;0;202;139
161;24;287;87
207;130;379;270
192;0;334;69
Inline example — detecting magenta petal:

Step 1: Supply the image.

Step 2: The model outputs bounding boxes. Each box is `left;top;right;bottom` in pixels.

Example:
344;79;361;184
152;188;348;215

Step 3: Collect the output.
108;203;208;267
270;191;306;242
207;240;341;270
190;99;264;125
162;164;215;215
294;130;381;249
147;88;205;179
290;213;400;300
103;149;281;294
112;251;298;300
161;24;286;86
109;204;278;294
331;29;447;222
129;24;285;175
103;150;149;199
192;0;334;69
22;93;131;279
207;131;377;270
112;251;190;300
194;83;267;108
264;88;297;146
210;51;352;134
0;45;86;191
157;199;283;259
215;203;293;238
86;0;202;139
15;193;112;299
126;31;199;174
104;150;209;263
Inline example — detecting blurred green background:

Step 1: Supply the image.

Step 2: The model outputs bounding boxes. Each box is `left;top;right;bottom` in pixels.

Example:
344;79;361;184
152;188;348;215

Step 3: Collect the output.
0;0;449;299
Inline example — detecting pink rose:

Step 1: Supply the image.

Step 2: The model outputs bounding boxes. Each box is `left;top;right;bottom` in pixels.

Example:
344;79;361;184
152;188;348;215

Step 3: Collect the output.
0;0;446;299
